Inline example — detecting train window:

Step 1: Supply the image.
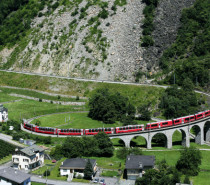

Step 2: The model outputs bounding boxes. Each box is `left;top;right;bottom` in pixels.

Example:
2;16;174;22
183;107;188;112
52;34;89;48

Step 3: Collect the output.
151;124;158;127
205;112;208;115
175;120;180;123
197;114;202;117
162;122;168;125
185;118;190;121
105;128;107;131
89;129;91;132
109;128;111;131
190;117;194;119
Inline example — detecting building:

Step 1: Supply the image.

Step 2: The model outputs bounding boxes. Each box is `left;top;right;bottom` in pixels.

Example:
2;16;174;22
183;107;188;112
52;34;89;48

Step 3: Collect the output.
0;167;31;185
0;104;8;122
12;145;45;171
60;158;97;181
125;155;155;180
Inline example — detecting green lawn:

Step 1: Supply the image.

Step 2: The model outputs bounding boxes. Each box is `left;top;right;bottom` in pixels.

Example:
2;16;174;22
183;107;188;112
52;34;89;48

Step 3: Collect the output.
101;170;119;177
89;150;125;170
32;158;67;181
31;183;45;185
72;178;90;183
0;91;22;102
3;99;85;122
31;112;134;129
0;155;11;164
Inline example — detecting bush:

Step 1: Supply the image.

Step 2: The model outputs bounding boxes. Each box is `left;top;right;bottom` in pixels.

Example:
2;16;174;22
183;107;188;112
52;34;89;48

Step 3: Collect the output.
141;35;154;47
39;98;42;102
99;9;109;19
76;96;79;101
43;169;50;176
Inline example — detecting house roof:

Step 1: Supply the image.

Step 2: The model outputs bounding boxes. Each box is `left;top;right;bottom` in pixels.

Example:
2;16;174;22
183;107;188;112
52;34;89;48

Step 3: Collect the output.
0;104;7;113
0;167;31;184
20;145;44;156
125;155;155;170
60;158;96;169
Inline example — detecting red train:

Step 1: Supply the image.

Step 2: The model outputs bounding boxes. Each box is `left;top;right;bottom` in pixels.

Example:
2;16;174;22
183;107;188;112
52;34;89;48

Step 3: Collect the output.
23;110;210;135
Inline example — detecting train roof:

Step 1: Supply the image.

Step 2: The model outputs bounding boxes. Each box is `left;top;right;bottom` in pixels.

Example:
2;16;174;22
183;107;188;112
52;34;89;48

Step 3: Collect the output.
146;122;158;125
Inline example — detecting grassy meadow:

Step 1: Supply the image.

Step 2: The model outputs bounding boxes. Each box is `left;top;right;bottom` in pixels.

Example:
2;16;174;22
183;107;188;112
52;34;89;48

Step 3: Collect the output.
0;71;164;108
30;112;151;129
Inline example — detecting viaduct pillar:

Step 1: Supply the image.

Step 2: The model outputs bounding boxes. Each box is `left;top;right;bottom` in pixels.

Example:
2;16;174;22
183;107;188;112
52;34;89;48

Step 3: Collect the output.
206;123;210;142
181;128;190;148
194;124;204;145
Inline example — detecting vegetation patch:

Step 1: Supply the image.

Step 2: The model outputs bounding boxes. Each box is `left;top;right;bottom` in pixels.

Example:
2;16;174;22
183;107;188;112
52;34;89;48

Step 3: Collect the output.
141;0;158;47
101;170;119;177
160;0;210;88
0;139;16;160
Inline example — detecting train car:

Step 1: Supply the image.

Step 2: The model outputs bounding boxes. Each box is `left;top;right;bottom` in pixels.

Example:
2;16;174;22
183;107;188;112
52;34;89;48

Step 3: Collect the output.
115;125;144;134
59;129;83;136
204;110;210;117
183;115;195;123
24;122;37;132
195;112;204;120
159;120;173;128
85;127;114;135
145;122;160;130
36;127;57;135
173;118;183;125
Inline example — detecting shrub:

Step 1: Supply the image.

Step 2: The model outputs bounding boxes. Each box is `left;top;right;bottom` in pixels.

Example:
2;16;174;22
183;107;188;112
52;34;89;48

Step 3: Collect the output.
141;35;154;47
43;169;50;176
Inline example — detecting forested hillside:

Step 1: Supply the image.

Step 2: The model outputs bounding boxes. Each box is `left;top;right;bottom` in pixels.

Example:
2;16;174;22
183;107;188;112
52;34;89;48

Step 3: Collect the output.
160;0;210;88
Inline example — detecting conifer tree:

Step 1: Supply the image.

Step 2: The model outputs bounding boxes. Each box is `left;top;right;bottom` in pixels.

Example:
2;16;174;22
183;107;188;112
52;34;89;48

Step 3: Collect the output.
84;159;94;180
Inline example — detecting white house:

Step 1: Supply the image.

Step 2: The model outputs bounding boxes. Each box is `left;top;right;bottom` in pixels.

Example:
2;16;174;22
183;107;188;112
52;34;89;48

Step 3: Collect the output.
60;158;97;181
0;104;8;122
0;167;31;185
125;155;155;180
12;145;45;171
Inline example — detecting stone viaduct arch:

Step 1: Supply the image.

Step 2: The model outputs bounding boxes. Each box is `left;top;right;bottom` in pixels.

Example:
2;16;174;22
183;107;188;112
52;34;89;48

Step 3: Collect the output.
109;119;210;149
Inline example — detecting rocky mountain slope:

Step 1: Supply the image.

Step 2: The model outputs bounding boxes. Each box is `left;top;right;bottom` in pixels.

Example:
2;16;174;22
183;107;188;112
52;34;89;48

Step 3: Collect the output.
0;0;197;81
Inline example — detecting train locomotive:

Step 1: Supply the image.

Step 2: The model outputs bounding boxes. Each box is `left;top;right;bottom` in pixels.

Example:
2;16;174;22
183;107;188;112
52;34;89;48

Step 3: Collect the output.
23;110;210;136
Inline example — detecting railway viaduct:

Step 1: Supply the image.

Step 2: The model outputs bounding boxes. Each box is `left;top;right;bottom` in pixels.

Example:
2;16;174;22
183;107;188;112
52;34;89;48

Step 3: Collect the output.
109;117;210;149
22;116;210;149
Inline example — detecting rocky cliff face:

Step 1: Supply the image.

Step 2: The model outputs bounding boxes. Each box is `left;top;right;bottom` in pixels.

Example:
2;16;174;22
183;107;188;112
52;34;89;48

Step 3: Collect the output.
0;0;197;81
143;0;196;73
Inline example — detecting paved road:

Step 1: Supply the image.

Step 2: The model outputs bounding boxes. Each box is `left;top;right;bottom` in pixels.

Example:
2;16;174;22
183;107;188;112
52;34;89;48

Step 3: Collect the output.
0;133;24;148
